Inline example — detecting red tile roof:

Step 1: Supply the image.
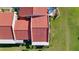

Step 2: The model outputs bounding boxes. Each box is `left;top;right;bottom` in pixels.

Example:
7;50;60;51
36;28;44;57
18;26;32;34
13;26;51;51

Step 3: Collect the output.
19;7;33;17
0;12;14;26
31;15;48;42
32;16;48;28
0;12;14;39
14;20;29;30
14;30;30;40
33;7;48;15
0;27;13;39
19;7;48;17
14;20;30;40
0;8;49;44
32;28;48;42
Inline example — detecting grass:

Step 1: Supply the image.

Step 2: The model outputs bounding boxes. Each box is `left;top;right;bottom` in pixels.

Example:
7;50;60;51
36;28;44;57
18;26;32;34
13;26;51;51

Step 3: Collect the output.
49;7;79;51
0;7;79;51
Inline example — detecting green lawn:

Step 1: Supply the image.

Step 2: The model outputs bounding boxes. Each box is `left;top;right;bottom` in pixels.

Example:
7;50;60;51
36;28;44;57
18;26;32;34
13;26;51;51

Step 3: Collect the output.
0;8;79;51
49;7;79;51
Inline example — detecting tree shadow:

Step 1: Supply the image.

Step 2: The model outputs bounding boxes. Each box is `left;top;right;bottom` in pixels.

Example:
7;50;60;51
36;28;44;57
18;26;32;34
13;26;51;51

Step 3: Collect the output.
23;40;31;49
78;37;79;40
35;46;44;49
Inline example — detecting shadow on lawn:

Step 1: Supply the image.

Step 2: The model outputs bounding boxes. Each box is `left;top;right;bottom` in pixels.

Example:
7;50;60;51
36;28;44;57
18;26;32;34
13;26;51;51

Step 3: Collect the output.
22;44;47;51
22;40;49;51
0;44;20;47
22;46;44;51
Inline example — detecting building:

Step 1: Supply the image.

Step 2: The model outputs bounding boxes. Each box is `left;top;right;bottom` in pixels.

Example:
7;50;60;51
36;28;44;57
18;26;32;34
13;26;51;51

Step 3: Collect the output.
18;7;48;17
31;16;49;45
0;7;49;46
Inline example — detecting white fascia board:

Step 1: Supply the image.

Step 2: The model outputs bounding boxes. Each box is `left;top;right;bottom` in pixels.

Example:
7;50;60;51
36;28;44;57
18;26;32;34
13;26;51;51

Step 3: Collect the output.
31;16;33;42
0;39;24;44
12;12;18;40
0;39;15;44
15;40;23;43
32;42;49;46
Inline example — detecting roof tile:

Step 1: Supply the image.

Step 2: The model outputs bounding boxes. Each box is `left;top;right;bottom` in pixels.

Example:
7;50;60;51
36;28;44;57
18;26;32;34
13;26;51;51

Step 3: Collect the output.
32;16;48;28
